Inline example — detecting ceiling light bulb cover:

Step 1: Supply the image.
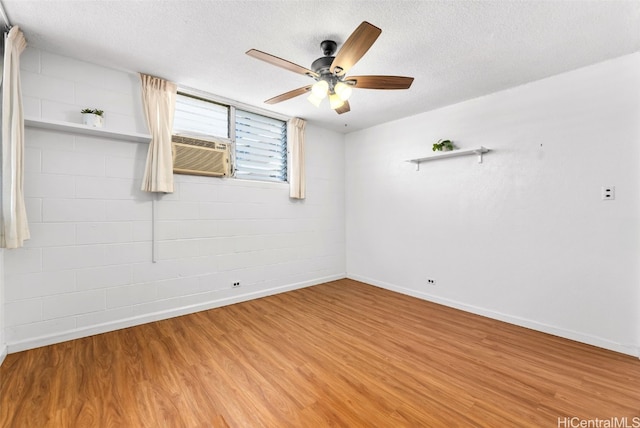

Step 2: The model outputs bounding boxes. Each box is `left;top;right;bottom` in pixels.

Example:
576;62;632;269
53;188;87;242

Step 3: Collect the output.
334;81;353;101
329;93;344;110
311;80;329;99
307;92;324;107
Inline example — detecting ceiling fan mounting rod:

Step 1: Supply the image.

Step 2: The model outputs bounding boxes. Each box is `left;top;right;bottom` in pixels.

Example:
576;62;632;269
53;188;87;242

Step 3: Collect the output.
320;40;337;56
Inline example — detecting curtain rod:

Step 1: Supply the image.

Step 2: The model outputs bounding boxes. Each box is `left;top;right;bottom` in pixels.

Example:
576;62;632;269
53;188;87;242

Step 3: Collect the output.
0;0;11;31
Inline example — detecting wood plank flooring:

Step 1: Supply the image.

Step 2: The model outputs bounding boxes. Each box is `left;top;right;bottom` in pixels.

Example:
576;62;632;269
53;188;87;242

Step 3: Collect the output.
1;279;639;427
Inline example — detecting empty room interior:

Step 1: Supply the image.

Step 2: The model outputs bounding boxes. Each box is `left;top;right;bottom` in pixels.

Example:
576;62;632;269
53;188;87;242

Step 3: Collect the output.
1;1;639;426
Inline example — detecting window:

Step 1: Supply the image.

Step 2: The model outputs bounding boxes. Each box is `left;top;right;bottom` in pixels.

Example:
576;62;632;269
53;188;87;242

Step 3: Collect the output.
173;92;288;182
173;93;229;139
235;110;287;182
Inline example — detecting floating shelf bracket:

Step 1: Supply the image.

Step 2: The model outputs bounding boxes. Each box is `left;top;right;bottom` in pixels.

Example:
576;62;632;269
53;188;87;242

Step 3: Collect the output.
407;146;491;171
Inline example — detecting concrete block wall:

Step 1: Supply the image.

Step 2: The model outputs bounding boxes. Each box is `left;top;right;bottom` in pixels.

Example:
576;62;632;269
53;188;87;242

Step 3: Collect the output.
4;48;345;351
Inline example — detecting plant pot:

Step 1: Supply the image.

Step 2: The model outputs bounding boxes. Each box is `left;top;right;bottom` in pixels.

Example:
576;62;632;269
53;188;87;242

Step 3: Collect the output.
82;113;104;128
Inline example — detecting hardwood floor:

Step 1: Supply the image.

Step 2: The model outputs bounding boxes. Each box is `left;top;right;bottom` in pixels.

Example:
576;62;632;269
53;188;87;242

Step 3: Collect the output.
1;279;639;427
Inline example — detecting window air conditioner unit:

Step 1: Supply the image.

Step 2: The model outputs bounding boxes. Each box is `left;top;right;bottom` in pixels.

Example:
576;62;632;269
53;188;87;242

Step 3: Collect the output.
172;135;230;177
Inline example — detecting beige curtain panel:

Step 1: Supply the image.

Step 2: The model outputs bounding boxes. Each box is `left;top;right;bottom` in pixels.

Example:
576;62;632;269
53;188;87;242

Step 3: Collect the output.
1;26;30;249
140;73;177;193
288;117;306;199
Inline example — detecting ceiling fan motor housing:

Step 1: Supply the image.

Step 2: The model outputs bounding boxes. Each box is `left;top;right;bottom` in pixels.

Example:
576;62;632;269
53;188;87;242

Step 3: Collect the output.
311;56;334;74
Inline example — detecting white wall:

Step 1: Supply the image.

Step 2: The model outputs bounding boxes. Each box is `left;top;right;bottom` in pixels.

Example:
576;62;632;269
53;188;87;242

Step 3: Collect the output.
4;48;345;352
346;53;640;356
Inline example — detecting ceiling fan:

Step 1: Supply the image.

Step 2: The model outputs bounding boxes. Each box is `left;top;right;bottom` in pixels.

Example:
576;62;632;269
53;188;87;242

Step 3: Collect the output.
246;21;414;114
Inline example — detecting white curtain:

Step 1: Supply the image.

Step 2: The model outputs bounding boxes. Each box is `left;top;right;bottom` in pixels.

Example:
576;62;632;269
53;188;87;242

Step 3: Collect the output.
1;26;29;248
140;73;177;193
288;117;306;199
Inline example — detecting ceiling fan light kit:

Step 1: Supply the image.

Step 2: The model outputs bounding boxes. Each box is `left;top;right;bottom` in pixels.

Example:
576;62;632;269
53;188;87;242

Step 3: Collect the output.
311;80;329;99
246;21;414;114
307;91;324;107
334;81;353;102
329;93;345;110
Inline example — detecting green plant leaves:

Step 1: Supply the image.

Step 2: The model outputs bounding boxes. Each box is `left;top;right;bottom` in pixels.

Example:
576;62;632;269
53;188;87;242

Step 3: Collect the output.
81;108;103;116
432;139;454;151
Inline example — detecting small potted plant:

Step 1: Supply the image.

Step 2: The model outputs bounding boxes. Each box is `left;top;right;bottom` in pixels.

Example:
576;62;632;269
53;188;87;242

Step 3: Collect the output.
432;139;455;152
81;108;104;128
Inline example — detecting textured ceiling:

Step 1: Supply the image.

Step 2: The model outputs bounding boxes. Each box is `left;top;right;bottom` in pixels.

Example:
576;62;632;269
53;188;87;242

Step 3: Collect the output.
4;0;640;133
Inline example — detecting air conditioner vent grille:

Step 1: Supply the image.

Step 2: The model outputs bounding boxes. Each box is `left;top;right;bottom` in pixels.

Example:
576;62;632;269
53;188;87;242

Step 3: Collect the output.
172;139;229;177
172;135;227;150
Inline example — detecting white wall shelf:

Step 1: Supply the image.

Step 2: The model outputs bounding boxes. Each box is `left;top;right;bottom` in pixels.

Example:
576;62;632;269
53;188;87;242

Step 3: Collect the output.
407;146;491;170
25;117;151;143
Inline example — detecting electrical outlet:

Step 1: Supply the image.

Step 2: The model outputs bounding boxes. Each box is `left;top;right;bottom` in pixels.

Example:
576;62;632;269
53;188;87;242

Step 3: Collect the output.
232;281;241;288
601;186;615;201
427;278;436;285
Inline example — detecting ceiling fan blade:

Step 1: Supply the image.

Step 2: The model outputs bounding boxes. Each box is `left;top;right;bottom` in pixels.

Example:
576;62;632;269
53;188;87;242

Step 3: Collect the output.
330;21;382;76
335;100;350;114
247;49;319;78
265;85;312;104
345;75;414;90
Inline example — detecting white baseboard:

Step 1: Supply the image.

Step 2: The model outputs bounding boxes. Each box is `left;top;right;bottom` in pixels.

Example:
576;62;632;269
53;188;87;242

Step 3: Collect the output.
348;274;639;358
0;344;7;366
8;273;346;354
